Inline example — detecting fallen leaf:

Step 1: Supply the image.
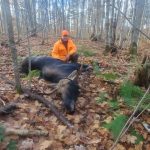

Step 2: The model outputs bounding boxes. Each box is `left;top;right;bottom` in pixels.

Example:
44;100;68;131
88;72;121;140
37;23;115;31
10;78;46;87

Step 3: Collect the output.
19;138;34;150
104;116;112;123
115;144;126;150
74;145;86;150
87;138;101;144
127;135;137;144
40;140;53;150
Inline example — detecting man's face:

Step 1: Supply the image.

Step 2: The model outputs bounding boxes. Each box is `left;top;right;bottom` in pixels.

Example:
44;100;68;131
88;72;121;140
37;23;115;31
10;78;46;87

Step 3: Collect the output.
62;35;69;42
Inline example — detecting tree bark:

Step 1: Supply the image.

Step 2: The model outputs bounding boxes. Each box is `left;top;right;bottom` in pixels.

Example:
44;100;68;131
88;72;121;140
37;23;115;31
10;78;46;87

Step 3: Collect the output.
2;0;22;93
134;55;150;88
130;0;145;55
13;0;20;41
24;0;36;36
104;0;111;53
119;0;128;48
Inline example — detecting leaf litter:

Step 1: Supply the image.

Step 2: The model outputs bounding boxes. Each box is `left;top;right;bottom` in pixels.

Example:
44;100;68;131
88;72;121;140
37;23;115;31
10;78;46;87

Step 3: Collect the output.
0;36;150;149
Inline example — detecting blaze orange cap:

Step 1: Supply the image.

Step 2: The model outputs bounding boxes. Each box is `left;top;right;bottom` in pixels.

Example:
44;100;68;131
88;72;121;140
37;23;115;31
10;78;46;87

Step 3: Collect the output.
61;30;69;36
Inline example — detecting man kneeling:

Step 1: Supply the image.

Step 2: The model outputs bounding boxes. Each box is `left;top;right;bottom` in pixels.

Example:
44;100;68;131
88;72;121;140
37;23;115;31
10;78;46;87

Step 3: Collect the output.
50;30;78;63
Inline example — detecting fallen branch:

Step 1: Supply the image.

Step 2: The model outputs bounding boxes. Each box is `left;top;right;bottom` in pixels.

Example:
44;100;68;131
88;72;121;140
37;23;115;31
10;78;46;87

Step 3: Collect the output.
0;98;6;106
23;88;73;128
0;124;48;136
5;128;48;136
0;102;18;115
0;75;73;128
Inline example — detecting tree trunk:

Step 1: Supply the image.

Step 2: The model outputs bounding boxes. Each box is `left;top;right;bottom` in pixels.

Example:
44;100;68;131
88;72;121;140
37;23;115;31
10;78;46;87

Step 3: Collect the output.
104;0;111;53
32;0;37;35
2;0;22;93
109;0;116;50
13;0;20;41
130;0;145;55
100;0;105;39
79;0;85;39
119;0;129;48
1;0;8;34
61;0;65;29
24;0;36;36
134;55;150;88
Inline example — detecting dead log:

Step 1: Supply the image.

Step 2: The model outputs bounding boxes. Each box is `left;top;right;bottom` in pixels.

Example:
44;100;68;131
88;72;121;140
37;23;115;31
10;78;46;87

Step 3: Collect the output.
0;75;73;128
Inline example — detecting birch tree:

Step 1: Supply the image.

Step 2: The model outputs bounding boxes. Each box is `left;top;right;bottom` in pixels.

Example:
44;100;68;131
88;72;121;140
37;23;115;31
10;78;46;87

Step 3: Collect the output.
130;0;146;54
1;0;22;93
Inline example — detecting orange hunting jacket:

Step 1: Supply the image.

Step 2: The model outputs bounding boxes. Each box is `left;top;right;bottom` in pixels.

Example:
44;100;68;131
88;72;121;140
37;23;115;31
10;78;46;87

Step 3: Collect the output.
51;39;77;61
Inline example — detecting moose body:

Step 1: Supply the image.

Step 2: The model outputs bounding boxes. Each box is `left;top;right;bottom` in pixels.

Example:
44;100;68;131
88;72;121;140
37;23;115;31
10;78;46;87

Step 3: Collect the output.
20;56;89;113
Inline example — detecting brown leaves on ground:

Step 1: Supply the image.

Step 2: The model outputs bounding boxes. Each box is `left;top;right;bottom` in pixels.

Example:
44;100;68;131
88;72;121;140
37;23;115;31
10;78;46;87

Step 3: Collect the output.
0;36;150;150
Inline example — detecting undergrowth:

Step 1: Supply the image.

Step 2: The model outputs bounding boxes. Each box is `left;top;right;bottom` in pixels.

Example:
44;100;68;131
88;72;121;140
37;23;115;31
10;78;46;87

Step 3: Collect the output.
120;81;150;108
103;115;128;139
23;70;41;80
99;72;119;80
92;62;119;81
103;115;144;143
78;45;96;57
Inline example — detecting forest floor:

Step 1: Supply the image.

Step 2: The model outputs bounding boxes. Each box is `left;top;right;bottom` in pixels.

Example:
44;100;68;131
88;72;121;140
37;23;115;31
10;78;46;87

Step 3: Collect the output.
0;35;150;150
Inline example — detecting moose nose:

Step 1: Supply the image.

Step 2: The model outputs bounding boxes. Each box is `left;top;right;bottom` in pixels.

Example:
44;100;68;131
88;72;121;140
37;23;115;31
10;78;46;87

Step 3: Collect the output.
67;110;75;115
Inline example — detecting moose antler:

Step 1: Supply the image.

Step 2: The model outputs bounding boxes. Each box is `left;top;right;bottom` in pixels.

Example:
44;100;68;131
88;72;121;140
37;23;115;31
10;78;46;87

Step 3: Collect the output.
48;70;78;95
67;70;78;80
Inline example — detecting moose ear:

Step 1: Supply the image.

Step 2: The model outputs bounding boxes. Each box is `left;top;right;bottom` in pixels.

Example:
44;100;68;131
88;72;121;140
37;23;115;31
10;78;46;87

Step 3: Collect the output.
68;70;78;80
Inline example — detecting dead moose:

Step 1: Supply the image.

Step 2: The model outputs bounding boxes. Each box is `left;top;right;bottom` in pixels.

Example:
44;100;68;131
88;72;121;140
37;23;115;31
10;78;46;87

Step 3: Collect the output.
20;56;90;114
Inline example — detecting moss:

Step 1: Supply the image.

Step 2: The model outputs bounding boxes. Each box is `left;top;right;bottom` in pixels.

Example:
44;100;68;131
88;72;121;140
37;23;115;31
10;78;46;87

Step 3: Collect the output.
104;45;110;55
129;42;137;55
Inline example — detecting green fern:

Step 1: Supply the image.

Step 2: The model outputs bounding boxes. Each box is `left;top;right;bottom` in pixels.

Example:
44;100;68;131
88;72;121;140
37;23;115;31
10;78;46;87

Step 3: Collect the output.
100;72;119;81
120;82;143;106
7;140;17;150
82;50;95;57
92;61;101;76
108;99;119;110
120;81;150;108
96;92;108;103
23;70;41;80
103;115;128;139
130;129;144;144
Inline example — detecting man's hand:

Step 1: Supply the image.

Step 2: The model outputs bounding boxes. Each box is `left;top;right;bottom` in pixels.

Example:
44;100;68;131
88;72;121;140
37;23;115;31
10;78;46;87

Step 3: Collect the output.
66;54;70;62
